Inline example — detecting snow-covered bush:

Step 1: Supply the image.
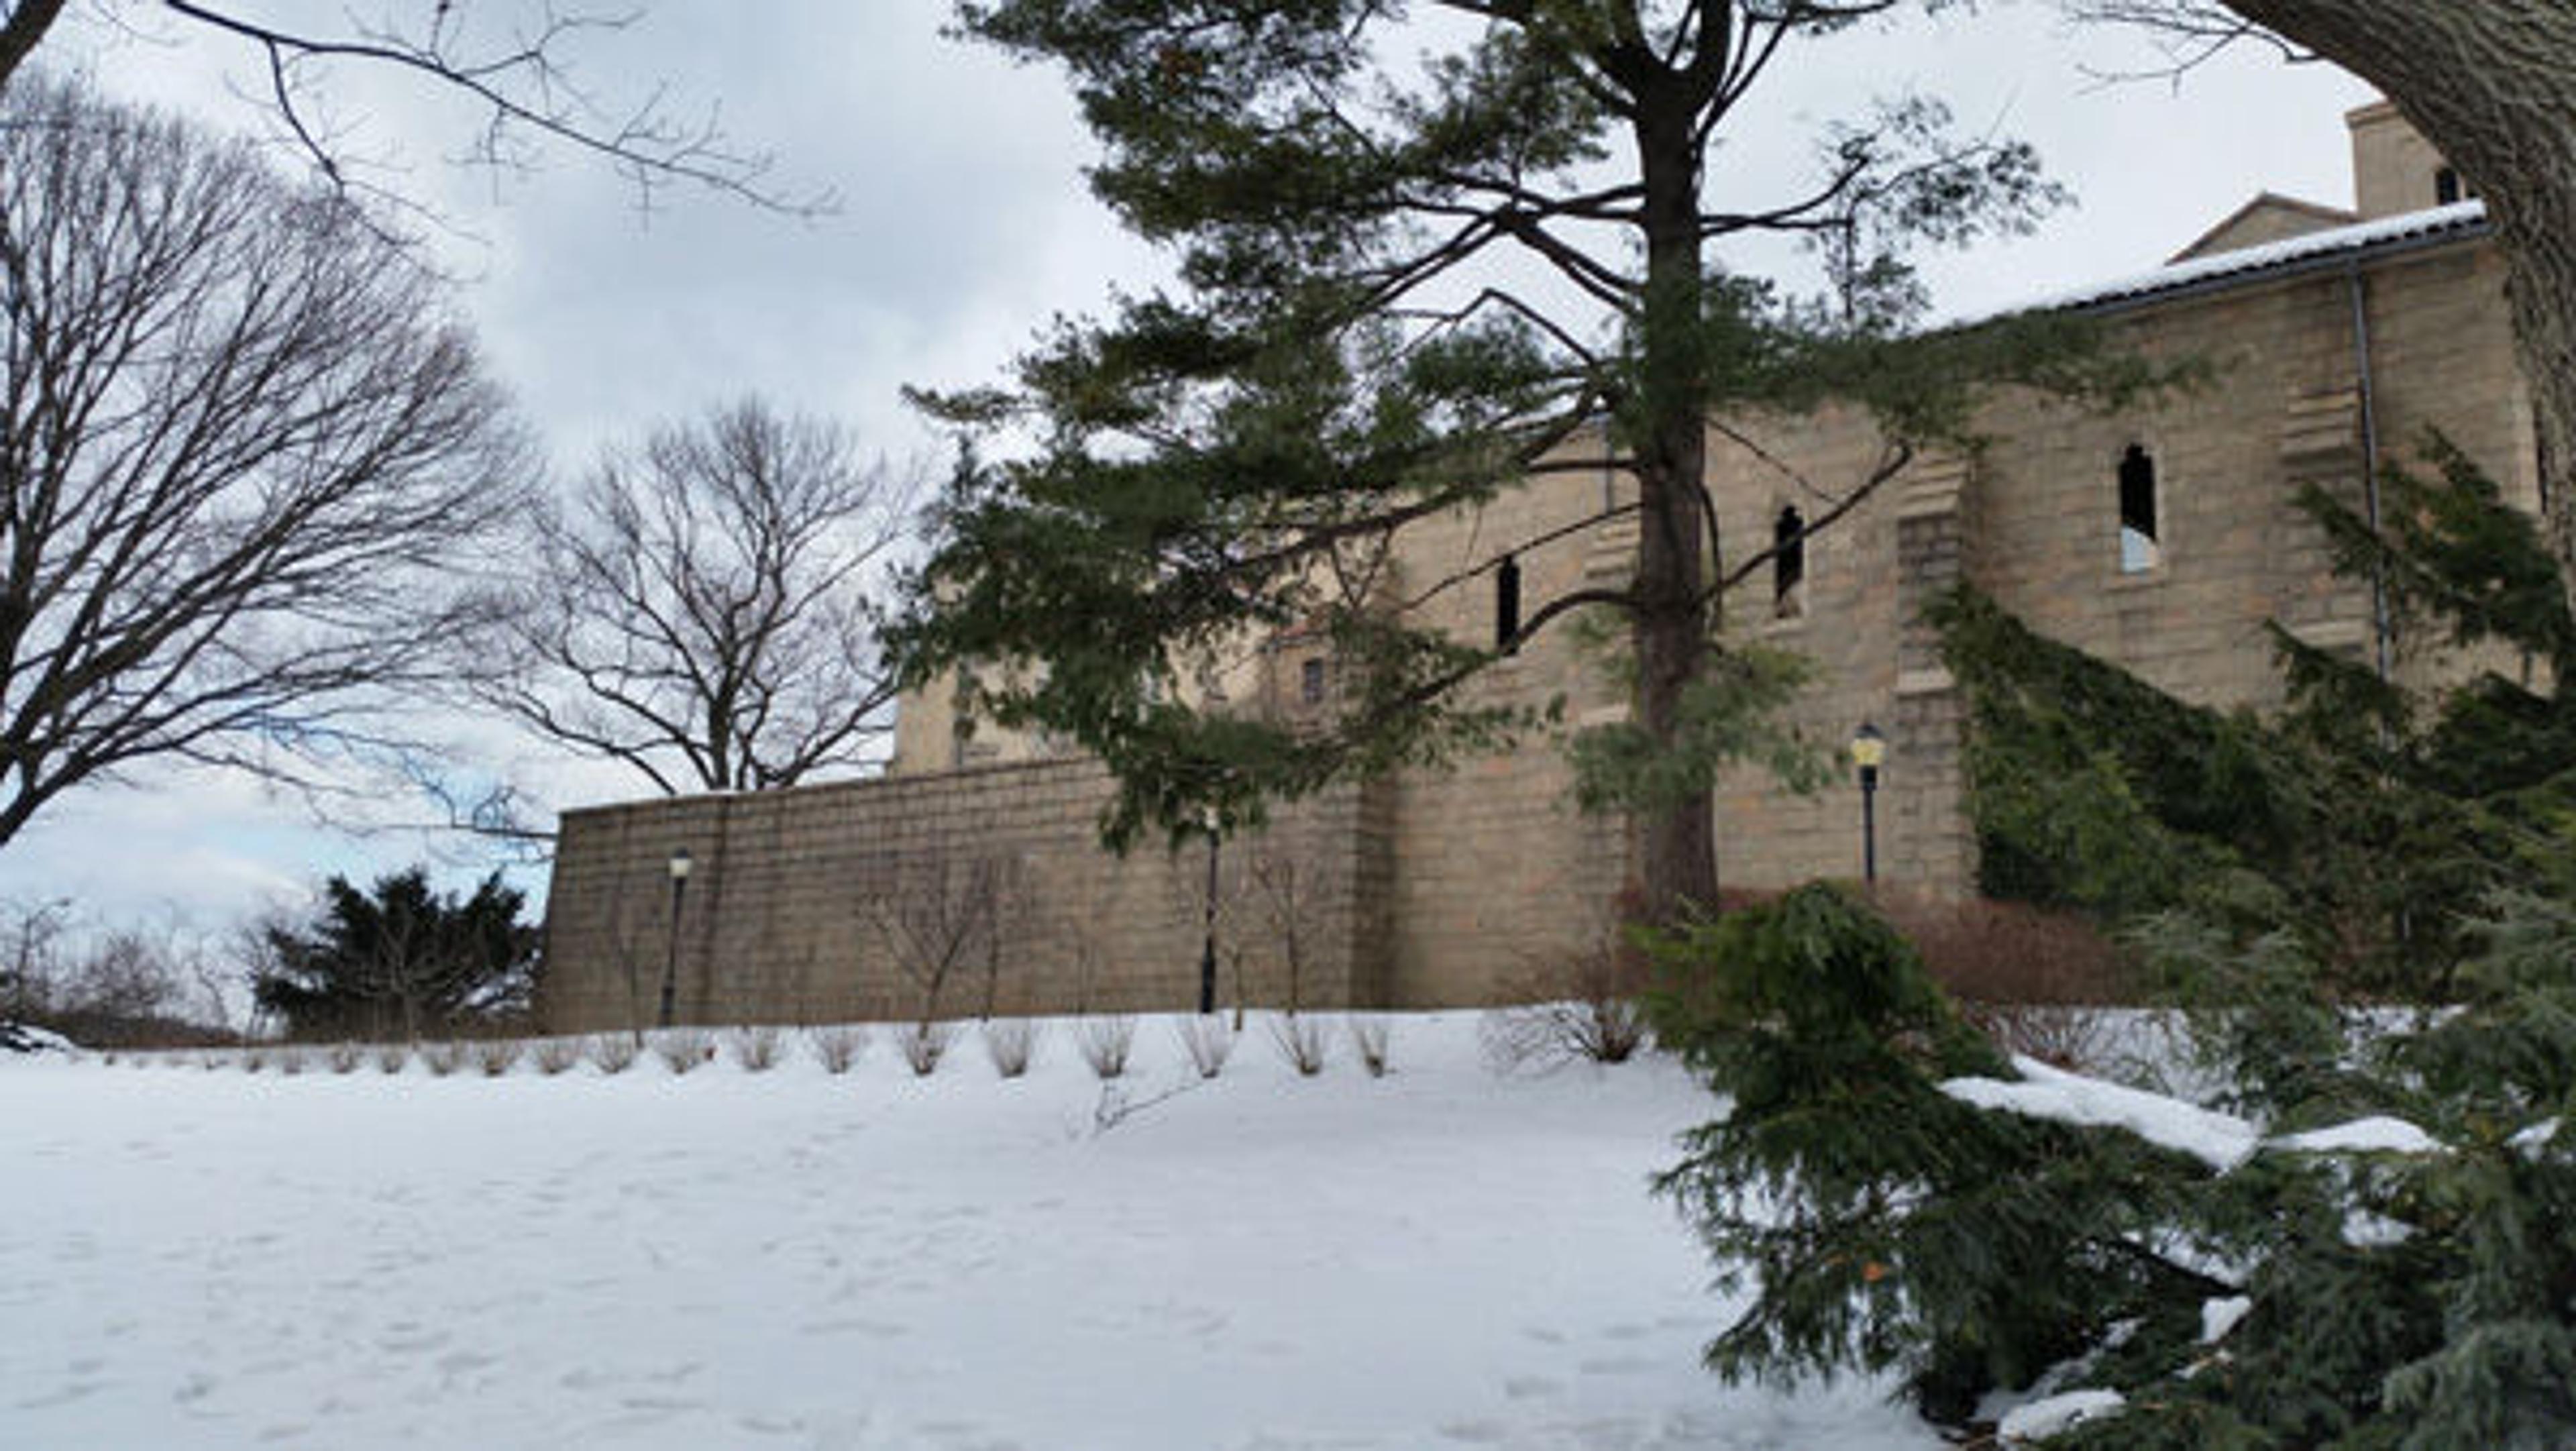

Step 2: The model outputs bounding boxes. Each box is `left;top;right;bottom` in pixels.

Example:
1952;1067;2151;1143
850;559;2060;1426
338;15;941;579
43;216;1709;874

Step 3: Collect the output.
1269;1012;1326;1077
1075;1016;1134;1080
1650;883;2171;1426
1175;1013;1234;1079
900;1020;957;1077
586;1033;639;1075
728;1026;784;1073
472;1038;521;1077
981;1018;1038;1079
421;1040;468;1077
373;1042;409;1074
324;1041;362;1074
1347;1014;1391;1077
1659;879;2576;1448
531;1036;582;1075
653;1028;713;1075
807;1024;865;1075
0;1020;77;1055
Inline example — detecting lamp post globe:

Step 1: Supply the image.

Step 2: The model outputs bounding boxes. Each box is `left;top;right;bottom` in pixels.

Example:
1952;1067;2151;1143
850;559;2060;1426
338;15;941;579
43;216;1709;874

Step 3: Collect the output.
1848;723;1886;885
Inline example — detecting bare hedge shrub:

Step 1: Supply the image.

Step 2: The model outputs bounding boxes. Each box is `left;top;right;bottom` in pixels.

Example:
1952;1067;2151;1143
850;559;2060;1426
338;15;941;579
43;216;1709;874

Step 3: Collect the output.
1960;1002;2123;1074
728;1026;784;1073
1076;1015;1136;1080
982;1018;1038;1079
1347;1014;1391;1078
241;1046;268;1073
473;1037;522;1077
1479;994;1647;1074
373;1042;410;1074
653;1028;714;1075
1481;909;1652;1075
531;1036;582;1075
1864;896;2131;1071
1175;1013;1234;1079
325;1041;362;1073
1874;894;2130;1006
901;1020;957;1077
421;1039;468;1076
808;1024;866;1075
587;1032;639;1075
1269;1012;1328;1076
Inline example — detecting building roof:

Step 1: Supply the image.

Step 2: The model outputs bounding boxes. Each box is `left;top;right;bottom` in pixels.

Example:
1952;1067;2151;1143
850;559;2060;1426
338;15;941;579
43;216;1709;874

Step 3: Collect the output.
2166;191;2361;264
1953;200;2492;329
2037;200;2491;317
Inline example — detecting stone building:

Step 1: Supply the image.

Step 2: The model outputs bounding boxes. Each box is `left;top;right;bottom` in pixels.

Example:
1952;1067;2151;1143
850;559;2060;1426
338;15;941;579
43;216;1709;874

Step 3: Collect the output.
538;102;2534;1032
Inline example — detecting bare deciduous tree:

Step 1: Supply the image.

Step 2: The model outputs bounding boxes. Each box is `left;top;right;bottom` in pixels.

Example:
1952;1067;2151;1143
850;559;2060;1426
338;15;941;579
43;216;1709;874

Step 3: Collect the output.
0;73;529;851
2069;2;2576;616
469;400;914;795
0;3;816;217
866;850;1010;1027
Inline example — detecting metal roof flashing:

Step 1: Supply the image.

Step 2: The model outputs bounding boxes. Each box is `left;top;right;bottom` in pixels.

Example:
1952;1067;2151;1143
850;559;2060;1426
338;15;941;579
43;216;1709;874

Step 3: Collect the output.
1955;201;2492;326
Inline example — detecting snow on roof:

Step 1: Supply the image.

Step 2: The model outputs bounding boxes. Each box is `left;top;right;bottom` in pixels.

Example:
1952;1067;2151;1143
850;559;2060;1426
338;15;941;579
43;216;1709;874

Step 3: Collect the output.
1962;200;2491;324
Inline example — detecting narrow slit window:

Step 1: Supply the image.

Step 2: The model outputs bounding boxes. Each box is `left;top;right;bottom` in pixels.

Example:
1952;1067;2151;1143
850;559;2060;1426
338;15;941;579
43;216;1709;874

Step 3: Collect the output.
2435;166;2462;206
2118;444;2161;573
1772;506;1807;619
1299;657;1326;706
1495;553;1522;655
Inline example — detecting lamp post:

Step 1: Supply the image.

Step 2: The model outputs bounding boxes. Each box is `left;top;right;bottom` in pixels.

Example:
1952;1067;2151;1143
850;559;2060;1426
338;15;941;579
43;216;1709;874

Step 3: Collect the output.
659;847;692;1028
1198;806;1221;1017
1849;722;1885;885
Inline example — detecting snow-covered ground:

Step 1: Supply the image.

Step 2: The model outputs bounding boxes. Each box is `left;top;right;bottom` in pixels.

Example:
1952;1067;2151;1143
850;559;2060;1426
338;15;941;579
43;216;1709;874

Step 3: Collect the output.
2;1014;1937;1450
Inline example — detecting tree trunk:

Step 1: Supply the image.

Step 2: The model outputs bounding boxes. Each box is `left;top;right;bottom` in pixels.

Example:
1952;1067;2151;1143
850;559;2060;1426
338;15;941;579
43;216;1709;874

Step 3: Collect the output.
1629;86;1721;922
2224;3;2576;619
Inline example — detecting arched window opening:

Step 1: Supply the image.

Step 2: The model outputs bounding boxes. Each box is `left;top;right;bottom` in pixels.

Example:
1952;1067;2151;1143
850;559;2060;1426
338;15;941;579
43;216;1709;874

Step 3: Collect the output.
1772;506;1806;619
2118;444;2161;574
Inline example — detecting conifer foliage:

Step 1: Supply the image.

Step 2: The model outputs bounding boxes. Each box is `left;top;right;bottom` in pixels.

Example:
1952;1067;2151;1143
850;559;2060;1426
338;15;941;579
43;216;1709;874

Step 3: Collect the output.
1649;885;2236;1425
252;869;541;1042
1935;431;2576;991
1652;439;2576;1444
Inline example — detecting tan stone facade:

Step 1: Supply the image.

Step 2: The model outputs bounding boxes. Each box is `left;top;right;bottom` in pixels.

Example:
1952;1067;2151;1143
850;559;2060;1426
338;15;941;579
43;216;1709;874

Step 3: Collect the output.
541;104;2535;1032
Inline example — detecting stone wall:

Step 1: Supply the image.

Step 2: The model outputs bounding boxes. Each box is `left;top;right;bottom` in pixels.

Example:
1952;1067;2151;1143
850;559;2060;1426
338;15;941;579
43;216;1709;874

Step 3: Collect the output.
540;759;1395;1034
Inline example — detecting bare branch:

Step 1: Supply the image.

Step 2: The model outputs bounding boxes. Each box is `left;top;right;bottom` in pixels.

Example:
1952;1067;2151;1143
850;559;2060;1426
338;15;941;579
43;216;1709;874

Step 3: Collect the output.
462;398;918;795
0;1;825;217
0;74;530;852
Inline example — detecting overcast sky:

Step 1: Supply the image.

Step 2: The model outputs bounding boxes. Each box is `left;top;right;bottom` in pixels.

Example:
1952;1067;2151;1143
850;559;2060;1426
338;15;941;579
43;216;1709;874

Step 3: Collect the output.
9;1;2375;936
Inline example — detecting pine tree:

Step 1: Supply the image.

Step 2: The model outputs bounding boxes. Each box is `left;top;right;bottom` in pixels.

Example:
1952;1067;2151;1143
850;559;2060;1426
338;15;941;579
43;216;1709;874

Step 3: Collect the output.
899;2;2171;914
252;869;541;1041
